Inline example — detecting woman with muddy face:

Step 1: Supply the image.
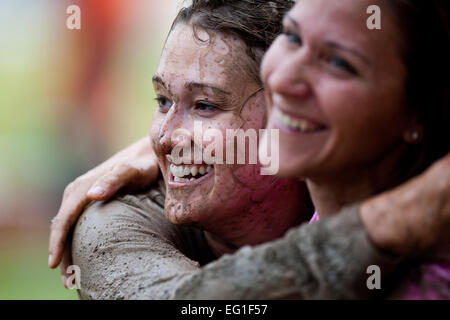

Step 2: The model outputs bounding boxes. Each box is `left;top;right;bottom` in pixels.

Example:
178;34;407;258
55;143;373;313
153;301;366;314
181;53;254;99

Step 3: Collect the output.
148;1;310;256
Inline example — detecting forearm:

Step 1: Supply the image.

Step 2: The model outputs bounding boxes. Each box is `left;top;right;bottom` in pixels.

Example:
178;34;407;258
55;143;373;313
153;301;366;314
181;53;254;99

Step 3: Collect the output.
73;195;398;299
171;205;399;300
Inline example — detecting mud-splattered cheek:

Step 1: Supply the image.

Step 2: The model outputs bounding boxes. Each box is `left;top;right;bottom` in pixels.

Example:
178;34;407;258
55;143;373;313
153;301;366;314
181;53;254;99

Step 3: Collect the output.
207;115;242;165
240;94;267;131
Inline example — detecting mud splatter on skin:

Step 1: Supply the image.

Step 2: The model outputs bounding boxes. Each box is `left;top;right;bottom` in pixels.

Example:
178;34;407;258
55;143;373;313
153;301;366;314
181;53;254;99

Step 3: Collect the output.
149;22;308;256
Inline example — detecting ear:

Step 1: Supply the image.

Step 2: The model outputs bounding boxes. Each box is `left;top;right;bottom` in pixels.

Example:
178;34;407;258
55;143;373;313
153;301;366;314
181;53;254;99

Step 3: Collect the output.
403;123;424;144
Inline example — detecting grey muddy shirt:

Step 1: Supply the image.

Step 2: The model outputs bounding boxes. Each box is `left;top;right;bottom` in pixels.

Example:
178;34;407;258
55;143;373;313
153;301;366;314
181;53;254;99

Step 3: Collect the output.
72;179;398;299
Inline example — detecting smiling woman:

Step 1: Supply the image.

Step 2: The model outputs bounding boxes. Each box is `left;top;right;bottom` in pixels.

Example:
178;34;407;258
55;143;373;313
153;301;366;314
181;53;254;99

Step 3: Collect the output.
68;0;395;299
70;0;321;299
148;4;305;248
49;0;450;301
261;0;450;298
261;0;450;214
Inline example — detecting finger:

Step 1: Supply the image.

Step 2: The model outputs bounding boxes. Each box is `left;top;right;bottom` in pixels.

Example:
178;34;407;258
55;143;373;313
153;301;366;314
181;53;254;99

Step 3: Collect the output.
86;164;137;200
59;241;73;289
48;193;91;268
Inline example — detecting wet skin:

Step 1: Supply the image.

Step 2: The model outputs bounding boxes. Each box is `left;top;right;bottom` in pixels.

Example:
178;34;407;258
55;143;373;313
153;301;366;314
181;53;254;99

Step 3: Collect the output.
150;23;308;256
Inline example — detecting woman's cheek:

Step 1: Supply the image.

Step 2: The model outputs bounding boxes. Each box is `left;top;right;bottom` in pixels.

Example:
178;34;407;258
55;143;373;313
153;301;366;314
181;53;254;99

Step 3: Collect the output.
260;37;284;85
260;54;273;87
206;121;231;165
203;116;243;166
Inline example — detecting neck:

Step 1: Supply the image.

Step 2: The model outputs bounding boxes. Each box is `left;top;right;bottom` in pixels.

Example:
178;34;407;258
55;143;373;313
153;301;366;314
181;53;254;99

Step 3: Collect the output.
307;145;409;217
204;178;310;257
307;176;375;217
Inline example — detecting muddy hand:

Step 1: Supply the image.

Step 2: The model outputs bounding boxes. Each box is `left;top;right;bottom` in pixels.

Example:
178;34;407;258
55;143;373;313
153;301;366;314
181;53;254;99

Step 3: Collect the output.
48;137;159;272
361;153;450;256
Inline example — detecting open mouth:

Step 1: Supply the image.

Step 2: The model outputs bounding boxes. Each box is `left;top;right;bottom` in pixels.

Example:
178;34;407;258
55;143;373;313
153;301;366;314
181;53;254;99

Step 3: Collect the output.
168;163;214;186
273;108;327;133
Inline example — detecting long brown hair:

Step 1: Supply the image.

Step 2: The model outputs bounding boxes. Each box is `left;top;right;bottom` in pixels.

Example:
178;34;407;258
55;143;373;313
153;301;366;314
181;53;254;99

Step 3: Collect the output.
387;0;449;185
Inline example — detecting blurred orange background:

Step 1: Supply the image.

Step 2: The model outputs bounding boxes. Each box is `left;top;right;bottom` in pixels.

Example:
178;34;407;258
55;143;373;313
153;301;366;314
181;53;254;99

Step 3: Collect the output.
0;0;180;299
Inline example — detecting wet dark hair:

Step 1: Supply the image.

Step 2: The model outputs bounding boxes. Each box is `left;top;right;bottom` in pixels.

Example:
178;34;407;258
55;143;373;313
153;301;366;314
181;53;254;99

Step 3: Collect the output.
170;0;295;85
386;0;450;185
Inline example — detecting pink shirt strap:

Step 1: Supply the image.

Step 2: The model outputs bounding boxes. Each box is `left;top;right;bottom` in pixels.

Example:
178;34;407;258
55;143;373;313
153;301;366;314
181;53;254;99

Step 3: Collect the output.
309;211;320;224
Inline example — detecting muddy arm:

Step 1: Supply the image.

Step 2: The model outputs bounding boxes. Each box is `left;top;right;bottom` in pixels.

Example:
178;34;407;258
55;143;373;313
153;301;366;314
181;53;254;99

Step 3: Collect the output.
171;205;398;299
72;192;397;299
71;188;209;300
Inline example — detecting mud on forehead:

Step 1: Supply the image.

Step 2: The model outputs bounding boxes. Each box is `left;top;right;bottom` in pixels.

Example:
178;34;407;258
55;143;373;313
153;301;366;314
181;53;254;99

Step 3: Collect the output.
161;22;259;88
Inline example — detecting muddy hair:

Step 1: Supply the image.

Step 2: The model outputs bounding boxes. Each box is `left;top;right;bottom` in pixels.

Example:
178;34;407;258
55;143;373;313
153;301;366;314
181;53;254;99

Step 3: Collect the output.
170;0;295;86
383;0;450;188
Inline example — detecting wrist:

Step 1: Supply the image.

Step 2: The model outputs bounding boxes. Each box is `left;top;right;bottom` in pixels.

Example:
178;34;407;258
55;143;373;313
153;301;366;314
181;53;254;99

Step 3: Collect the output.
360;194;411;257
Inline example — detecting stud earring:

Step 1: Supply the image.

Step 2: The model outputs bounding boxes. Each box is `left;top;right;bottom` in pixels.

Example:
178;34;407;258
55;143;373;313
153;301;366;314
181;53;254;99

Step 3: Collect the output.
404;127;423;144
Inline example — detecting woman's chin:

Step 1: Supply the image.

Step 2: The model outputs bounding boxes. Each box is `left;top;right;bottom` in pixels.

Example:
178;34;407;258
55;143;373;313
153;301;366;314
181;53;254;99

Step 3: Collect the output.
276;154;312;180
164;199;193;225
276;167;304;179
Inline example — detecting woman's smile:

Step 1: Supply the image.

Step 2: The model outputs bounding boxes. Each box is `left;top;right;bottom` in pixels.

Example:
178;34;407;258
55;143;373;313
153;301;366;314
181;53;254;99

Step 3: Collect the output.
272;108;327;134
168;162;214;187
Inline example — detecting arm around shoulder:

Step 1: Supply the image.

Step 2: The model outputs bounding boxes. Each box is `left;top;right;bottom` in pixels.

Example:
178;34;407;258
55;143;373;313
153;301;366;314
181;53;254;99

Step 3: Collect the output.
71;193;201;299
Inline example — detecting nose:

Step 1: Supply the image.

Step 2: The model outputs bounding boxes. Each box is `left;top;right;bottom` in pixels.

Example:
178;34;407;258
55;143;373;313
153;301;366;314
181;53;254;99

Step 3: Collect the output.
267;50;312;100
154;103;190;155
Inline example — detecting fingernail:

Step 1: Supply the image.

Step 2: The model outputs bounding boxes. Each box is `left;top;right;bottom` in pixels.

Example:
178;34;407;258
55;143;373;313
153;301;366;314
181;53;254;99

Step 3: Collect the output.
88;186;105;196
48;254;53;267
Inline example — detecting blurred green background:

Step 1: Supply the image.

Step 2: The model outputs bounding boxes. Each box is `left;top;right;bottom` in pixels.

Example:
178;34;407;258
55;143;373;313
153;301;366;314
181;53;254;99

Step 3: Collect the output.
0;0;179;299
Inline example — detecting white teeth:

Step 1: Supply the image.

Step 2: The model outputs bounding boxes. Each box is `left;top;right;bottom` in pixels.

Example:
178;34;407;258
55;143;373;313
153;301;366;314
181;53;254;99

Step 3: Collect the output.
170;163;213;181
299;121;307;131
170;164;183;178
274;109;322;132
174;176;189;182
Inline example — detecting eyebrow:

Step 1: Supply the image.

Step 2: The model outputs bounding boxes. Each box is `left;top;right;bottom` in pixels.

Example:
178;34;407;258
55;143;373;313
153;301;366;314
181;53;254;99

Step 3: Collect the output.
284;14;370;65
324;41;370;65
185;82;231;97
285;14;299;29
152;75;167;89
152;75;231;96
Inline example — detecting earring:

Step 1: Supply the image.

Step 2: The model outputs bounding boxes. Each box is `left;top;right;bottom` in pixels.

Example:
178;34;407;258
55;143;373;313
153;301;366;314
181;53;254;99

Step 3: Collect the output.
404;127;423;144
